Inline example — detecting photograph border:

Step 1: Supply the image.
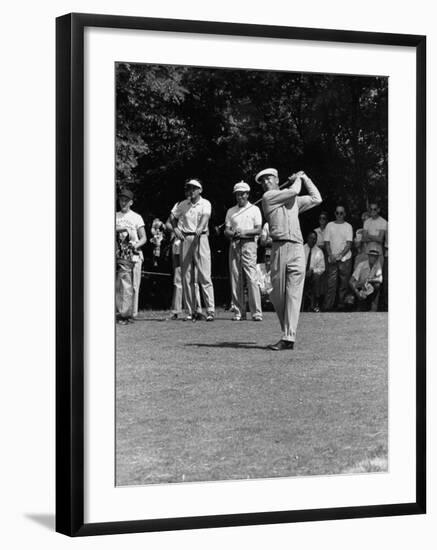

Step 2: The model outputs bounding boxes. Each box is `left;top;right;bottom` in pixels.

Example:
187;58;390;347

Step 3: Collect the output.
56;12;426;537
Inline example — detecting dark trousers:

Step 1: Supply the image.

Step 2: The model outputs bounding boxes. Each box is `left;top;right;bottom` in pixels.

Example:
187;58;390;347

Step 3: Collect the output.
382;256;388;310
356;282;381;312
323;259;352;310
302;273;322;310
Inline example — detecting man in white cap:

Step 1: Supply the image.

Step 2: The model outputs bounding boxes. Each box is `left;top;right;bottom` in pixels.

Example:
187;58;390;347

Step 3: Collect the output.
256;168;322;350
169;178;215;321
115;188;147;320
349;248;383;311
224;181;263;321
165;194;202;320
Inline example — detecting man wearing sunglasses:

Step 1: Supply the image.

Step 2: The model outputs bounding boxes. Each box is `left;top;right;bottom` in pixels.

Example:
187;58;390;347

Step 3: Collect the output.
323;206;353;311
362;202;387;265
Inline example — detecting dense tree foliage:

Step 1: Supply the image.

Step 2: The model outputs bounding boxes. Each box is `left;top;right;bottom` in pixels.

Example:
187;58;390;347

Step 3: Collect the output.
116;62;387;284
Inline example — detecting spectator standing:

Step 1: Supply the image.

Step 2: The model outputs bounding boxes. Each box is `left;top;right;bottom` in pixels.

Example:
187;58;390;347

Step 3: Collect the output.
115;188;147;319
150;218;166;267
166;204;202;320
303;231;325;312
170;178;215;321
382;224;389;310
115;228;136;324
323;205;353;311
224;181;263;321
314;211;329;304
314;211;328;250
362;202;387;263
353;211;370;269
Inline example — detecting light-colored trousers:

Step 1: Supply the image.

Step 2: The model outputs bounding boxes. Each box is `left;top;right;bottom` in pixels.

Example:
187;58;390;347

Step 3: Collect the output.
171;253;201;314
229;240;262;318
116;261;134;319
132;259;142;317
180;235;215;315
116;259;142;318
270;241;305;342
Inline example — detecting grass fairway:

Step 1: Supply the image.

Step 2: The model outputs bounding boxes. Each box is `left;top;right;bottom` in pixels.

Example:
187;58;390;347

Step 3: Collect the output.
116;311;388;485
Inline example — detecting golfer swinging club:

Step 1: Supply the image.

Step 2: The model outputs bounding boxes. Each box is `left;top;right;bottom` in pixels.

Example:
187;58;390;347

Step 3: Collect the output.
256;168;322;350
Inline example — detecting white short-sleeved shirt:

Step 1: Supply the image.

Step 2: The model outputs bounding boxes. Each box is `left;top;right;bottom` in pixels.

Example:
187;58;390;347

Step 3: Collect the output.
303;244;325;275
116;209;145;261
324;221;353;261
225;202;262;232
171;197;211;233
352;260;383;285
363;216;388;255
314;226;326;248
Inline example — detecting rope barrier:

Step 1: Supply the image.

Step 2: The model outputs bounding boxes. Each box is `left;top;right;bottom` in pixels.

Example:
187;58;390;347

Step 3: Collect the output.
141;270;230;281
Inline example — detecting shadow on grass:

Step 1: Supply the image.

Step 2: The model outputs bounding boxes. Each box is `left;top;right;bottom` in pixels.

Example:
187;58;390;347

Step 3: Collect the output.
185;341;269;350
131;318;167;322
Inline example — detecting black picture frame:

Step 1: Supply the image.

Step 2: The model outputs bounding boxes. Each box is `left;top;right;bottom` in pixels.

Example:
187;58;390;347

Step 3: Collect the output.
56;12;426;537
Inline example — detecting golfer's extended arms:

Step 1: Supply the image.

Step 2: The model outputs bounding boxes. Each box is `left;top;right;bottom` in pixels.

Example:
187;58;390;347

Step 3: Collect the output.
263;176;302;206
297;173;322;213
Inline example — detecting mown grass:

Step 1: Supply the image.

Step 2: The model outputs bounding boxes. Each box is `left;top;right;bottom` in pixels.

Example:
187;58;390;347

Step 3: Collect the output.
116;311;388;485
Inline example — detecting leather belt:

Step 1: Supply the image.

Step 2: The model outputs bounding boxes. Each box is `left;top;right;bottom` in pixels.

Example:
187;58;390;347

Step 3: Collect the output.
183;231;207;236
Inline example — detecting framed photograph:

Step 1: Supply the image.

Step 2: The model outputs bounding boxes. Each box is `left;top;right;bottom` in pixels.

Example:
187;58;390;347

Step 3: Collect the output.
56;13;426;536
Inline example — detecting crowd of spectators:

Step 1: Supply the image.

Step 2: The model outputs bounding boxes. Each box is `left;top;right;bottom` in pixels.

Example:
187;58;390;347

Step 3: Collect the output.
115;186;388;319
259;202;388;312
300;202;388;312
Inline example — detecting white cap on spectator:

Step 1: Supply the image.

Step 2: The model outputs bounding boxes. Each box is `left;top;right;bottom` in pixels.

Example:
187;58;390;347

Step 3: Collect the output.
233;181;250;193
185;179;202;189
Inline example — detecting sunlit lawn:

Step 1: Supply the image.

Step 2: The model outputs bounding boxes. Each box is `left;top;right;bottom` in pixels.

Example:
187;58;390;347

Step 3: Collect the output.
116;311;388;485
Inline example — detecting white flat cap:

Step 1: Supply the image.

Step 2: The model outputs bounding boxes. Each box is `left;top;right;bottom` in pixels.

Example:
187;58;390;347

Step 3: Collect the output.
233;181;250;193
255;168;278;184
185;179;202;189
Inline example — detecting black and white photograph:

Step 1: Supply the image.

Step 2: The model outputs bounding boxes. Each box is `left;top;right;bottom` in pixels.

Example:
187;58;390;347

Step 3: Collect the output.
1;0;434;546
114;62;389;486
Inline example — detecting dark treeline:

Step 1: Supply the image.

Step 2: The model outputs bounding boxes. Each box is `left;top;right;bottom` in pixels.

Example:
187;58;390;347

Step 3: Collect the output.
116;62;388;284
